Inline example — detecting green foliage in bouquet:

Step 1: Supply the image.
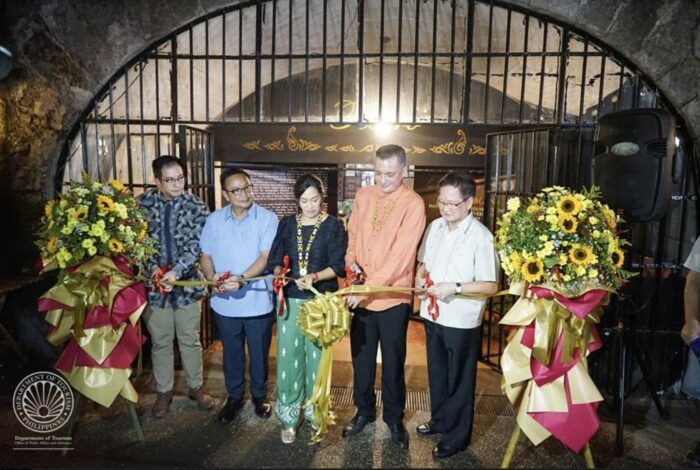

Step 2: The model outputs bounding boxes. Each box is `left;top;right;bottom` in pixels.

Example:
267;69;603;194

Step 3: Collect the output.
37;174;158;270
494;185;634;296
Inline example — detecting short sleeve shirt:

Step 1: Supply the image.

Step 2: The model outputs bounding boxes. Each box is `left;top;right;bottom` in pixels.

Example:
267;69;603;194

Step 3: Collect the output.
417;213;499;329
685;236;700;273
200;203;279;317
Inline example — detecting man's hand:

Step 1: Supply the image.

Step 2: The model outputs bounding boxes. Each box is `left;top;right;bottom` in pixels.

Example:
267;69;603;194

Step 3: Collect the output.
159;270;177;292
427;282;457;300
345;294;364;309
681;319;700;345
414;277;427;300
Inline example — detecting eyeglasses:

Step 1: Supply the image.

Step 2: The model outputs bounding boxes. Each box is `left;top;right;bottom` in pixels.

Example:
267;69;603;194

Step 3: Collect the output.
225;184;254;197
437;199;466;209
160;175;185;185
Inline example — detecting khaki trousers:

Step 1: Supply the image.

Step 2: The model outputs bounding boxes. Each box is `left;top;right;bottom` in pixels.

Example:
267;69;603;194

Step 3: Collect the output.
144;300;204;392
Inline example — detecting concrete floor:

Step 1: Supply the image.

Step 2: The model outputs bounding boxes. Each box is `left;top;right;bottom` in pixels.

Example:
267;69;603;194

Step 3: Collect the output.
0;319;698;468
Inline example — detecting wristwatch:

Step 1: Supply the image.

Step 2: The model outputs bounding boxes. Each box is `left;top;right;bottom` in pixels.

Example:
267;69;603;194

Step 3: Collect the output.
455;282;462;294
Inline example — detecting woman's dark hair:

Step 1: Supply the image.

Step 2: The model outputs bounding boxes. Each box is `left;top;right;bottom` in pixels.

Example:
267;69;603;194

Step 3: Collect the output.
294;173;324;200
437;171;476;199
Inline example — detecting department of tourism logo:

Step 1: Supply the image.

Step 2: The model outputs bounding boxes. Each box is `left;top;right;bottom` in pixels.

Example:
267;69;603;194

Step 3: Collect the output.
13;371;74;433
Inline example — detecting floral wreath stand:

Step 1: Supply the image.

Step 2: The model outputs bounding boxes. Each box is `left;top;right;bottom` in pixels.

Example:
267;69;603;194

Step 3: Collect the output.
498;284;608;469
38;256;148;453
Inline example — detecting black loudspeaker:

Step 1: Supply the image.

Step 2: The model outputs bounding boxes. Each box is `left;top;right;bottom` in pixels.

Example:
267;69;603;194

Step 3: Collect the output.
592;108;675;222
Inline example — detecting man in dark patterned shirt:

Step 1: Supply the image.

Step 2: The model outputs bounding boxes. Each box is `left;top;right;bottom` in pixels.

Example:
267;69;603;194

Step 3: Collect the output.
137;155;214;418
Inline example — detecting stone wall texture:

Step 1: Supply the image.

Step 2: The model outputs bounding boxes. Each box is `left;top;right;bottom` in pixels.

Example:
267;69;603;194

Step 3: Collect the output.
0;0;698;274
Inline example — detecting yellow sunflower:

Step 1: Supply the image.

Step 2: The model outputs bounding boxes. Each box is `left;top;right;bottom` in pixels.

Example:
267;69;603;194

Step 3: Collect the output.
603;207;617;229
46;237;58;254
44;199;56;219
556;195;582;216
557;214;578;234
521;257;544;283
96;195;115;212
75;206;89;221
611;248;625;269
137;225;147;241
108;238;124;253
110;179;125;192
569;244;593;265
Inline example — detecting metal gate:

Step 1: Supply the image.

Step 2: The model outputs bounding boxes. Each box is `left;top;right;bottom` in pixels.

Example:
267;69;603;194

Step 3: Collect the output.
481;128;551;370
178;125;217;349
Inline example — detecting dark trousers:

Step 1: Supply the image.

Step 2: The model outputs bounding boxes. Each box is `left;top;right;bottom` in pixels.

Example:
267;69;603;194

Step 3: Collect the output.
350;303;410;424
424;320;481;449
214;312;274;401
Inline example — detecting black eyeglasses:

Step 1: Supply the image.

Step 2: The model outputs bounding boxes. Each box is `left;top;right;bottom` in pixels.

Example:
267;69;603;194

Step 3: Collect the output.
225;184;254;196
437;198;467;209
161;175;185;185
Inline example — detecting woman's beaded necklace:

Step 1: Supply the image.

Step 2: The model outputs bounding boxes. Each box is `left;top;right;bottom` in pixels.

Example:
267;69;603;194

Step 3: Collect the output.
296;213;323;276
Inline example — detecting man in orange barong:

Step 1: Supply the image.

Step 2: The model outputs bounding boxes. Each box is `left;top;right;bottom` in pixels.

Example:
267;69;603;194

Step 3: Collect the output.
342;144;426;450
414;172;499;459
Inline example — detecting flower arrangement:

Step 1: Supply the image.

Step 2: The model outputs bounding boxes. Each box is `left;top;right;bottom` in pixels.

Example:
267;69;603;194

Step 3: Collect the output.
37;174;157;270
494;185;633;297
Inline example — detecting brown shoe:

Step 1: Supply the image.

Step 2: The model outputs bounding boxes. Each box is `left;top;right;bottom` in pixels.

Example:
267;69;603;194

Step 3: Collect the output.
188;386;215;410
153;391;173;418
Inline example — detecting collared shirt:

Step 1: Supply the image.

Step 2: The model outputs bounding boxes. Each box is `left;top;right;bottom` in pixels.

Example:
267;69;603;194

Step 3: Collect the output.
686;237;700;273
199;203;279;317
346;183;426;311
137;188;209;309
417;213;499;329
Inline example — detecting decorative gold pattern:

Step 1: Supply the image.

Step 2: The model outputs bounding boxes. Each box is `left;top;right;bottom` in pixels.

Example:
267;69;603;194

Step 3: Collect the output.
243;140;262;150
287;127;322;151
470;144;486;155
241;126;481;157
264;140;284;150
430;129;467;155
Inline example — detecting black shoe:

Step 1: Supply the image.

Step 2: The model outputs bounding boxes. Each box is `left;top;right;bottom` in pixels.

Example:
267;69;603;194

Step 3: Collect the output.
341;412;376;438
218;397;243;424
252;397;272;419
388;422;409;449
432;442;465;459
416;421;438;436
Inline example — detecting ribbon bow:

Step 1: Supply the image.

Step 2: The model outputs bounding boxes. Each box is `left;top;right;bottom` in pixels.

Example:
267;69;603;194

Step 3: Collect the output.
424;270;439;321
274;255;290;317
215;271;232;293
151;263;173;294
344;264;366;287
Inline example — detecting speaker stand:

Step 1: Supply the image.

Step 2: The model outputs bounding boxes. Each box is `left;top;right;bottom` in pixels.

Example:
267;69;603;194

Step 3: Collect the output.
613;325;670;455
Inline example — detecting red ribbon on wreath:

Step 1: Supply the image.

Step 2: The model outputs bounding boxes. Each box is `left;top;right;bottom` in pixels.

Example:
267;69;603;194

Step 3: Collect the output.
423;270;439;321
151;263;173;294
215;271;232;293
274;255;290;317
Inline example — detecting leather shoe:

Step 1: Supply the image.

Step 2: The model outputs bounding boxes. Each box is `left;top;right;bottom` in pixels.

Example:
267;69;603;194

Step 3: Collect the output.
416;421;438;436
432;442;465;459
341;413;375;438
389;422;409;449
218;397;243;424
252;398;272;419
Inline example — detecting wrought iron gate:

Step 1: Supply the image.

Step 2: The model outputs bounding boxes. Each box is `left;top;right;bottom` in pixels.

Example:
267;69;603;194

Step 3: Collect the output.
481;128;551;369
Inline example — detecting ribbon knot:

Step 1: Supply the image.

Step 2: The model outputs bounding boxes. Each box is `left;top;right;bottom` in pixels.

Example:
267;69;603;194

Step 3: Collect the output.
274;255;290;316
344;264;365;287
151;263;172;294
424;270;439;321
